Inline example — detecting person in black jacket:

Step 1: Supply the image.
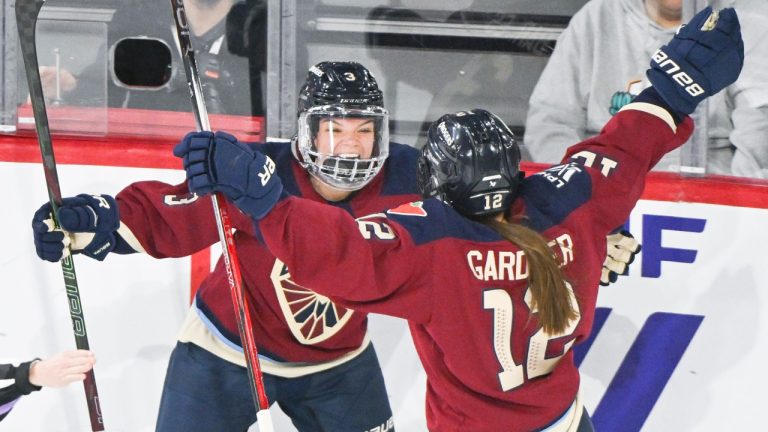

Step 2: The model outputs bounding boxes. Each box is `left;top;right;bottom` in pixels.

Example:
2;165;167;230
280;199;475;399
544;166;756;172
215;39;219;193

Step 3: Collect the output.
0;350;95;422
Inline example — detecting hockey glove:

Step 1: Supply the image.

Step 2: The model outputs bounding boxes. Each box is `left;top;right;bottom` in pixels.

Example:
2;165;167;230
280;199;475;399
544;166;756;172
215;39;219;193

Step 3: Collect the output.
647;7;743;116
600;230;641;287
32;194;120;262
173;131;283;220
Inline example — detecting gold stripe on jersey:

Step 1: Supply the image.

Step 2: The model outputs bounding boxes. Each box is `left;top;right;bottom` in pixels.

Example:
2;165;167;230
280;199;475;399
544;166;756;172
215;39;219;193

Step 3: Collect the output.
116;222;147;254
176;306;371;378
541;391;584;432
620;102;677;132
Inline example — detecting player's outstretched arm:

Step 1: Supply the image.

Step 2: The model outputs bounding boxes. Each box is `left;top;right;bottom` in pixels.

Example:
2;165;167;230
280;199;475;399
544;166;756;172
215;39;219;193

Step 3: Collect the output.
557;7;745;234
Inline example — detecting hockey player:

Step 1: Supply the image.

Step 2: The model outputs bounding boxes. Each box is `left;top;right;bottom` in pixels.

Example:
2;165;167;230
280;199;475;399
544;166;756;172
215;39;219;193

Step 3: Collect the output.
170;7;743;431
32;61;417;431
30;59;637;430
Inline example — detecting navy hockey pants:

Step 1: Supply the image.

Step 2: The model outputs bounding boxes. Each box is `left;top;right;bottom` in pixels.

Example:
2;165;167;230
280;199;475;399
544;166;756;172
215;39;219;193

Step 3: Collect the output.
155;341;394;432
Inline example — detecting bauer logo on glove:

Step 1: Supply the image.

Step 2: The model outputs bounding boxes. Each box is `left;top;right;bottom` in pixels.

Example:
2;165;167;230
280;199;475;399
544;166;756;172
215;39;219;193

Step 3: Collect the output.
650;50;705;98
646;7;744;115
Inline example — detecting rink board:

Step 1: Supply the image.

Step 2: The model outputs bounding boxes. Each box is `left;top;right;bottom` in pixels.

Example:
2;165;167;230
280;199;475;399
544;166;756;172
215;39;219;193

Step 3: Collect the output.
1;135;767;431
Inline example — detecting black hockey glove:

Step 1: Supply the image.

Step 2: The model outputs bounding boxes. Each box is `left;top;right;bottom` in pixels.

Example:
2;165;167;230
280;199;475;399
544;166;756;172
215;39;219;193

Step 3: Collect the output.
647;7;743;116
32;194;120;262
174;131;283;220
600;230;641;287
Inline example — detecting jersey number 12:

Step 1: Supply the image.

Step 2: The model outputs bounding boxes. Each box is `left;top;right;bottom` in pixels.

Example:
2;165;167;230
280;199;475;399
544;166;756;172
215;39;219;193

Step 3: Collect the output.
483;283;581;391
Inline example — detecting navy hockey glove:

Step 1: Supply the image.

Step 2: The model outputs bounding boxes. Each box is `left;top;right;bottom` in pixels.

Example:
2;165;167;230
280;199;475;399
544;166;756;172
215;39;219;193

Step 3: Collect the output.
173;131;283;220
600;230;641;287
32;207;66;262
647;7;743;116
32;194;120;262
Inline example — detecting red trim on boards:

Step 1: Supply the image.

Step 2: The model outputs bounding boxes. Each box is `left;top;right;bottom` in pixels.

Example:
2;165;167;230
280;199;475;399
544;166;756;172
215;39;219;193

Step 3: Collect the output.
2;106;264;169
0;133;180;169
1;141;765;208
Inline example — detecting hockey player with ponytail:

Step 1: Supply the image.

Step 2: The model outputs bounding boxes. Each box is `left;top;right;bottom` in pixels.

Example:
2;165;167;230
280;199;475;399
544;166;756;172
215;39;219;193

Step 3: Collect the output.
172;8;743;430
30;60;640;429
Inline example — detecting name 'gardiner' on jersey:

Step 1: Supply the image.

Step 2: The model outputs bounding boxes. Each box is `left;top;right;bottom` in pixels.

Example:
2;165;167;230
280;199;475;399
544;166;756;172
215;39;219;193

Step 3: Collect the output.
255;100;695;431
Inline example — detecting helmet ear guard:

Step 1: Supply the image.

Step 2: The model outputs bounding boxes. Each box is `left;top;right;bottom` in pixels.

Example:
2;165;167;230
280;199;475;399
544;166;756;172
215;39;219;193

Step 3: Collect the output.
417;109;522;218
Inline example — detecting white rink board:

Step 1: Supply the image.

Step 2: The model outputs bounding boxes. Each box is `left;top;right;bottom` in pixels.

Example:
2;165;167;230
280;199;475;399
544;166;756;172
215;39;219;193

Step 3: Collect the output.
0;163;189;432
581;199;768;431
1;161;767;431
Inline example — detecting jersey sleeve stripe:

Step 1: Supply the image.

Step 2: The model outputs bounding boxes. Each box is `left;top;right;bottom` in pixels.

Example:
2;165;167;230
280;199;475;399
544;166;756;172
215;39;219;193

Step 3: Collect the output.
618;102;677;132
117;223;147;254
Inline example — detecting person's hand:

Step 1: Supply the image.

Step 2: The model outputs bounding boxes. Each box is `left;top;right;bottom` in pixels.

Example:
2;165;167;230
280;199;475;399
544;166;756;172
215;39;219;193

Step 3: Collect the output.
40;66;77;97
173;131;283;219
28;350;95;388
647;7;744;115
32;194;120;262
601;230;641;286
24;66;77;104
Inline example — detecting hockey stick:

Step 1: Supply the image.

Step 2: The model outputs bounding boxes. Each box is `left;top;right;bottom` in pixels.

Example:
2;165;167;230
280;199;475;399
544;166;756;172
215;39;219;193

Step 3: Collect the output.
14;0;104;430
169;1;274;430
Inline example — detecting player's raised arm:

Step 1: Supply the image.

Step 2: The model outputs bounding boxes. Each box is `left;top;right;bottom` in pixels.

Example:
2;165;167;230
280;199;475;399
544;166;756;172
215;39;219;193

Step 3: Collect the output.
548;7;743;233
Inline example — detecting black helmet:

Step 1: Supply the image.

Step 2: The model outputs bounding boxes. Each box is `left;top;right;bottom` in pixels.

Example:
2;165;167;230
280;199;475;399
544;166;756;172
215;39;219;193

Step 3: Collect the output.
417;109;523;218
294;62;389;191
297;61;384;116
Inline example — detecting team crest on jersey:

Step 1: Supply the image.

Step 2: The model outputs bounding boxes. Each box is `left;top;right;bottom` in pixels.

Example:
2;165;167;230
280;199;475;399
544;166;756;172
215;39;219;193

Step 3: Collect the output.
271;259;354;344
386;201;427;217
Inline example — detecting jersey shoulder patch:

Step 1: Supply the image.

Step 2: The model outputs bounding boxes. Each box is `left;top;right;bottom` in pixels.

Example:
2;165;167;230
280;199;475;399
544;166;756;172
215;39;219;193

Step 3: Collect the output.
387;199;501;246
521;162;592;231
387;201;427;217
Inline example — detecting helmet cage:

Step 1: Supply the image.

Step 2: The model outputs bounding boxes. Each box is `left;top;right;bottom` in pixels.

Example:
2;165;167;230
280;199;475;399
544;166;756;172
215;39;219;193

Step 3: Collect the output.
296;105;390;191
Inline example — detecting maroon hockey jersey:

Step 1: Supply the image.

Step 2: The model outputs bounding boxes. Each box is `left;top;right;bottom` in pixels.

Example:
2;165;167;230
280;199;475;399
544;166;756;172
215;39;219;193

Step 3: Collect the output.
258;104;694;430
115;142;421;363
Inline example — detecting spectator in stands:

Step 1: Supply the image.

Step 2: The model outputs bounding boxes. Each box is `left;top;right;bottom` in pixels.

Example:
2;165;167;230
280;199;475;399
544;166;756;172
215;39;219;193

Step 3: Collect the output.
525;0;768;178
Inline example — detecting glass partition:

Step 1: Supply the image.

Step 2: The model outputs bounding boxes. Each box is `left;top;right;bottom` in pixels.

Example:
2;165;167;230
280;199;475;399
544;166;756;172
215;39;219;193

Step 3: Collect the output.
17;6;111;135
4;0;266;141
269;0;587;146
1;0;765;180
